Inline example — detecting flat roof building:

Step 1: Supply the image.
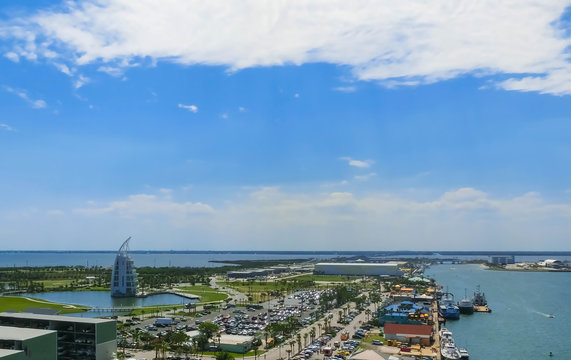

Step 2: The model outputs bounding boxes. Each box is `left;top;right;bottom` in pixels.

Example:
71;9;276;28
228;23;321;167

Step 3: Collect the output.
0;313;116;360
314;262;403;277
0;349;26;360
0;327;56;360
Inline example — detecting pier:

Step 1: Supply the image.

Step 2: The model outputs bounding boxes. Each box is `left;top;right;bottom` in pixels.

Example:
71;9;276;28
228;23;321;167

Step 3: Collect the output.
432;299;442;360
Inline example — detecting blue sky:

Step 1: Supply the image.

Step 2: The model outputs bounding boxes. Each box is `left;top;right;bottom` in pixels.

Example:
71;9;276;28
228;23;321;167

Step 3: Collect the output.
1;1;571;251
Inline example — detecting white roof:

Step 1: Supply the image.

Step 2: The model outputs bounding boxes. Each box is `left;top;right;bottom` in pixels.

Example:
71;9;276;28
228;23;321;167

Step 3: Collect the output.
0;312;113;324
0;349;24;356
0;326;55;341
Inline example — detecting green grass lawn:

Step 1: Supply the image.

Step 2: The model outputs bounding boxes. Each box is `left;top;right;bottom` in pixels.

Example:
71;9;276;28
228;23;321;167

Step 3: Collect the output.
0;296;90;314
178;285;229;303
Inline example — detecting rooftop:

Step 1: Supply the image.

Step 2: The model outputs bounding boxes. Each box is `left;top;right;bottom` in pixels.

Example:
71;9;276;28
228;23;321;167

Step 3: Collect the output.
0;312;114;324
0;326;55;341
384;323;432;336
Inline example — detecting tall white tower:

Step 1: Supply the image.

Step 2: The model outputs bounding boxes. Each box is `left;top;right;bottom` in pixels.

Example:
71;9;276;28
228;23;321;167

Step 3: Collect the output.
111;237;138;297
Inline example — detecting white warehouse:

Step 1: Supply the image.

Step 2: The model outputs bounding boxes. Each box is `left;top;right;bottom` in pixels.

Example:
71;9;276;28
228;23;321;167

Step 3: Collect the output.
314;262;403;276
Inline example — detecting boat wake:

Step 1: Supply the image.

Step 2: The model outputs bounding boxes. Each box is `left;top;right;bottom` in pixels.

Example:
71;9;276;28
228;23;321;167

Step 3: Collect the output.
534;311;555;318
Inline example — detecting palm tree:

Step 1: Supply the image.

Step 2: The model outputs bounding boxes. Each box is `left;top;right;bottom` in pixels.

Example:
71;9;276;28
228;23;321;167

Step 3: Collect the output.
303;333;308;347
296;333;302;353
317;323;322;336
286;349;292;360
310;327;316;343
365;308;372;322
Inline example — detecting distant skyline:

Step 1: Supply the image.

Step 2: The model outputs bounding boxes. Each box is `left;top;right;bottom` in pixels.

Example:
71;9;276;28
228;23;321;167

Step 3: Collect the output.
1;1;571;251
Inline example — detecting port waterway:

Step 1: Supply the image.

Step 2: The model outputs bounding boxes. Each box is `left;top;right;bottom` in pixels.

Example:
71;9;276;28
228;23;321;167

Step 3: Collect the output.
426;264;571;359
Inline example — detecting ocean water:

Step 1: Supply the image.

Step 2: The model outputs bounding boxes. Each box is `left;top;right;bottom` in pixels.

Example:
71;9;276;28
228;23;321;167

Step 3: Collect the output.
0;251;568;268
425;264;571;359
0;252;336;267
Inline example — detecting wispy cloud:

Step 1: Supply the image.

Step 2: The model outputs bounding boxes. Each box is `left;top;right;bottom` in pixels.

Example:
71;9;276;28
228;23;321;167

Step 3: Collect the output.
238;106;246;112
0;123;16;132
74;74;90;89
178;104;198;113
2;1;571;95
354;172;376;181
333;86;357;93
340;156;373;169
4;86;47;109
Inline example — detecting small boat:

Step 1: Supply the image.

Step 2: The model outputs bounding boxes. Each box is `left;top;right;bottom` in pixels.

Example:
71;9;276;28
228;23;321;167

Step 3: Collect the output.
441;342;461;360
459;348;470;359
548;314;555;318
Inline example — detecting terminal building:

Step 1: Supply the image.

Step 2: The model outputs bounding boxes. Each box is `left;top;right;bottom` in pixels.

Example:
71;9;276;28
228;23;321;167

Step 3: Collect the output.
0;313;116;360
313;262;403;277
111;237;138;297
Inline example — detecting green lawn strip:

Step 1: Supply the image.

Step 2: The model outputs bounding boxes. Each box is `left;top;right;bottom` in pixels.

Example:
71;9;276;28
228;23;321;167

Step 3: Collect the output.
177;286;229;303
200;350;266;357
0;296;90;314
361;331;386;344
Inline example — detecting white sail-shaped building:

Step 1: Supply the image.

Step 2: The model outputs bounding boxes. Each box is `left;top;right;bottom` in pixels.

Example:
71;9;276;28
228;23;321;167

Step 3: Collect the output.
111;237;138;297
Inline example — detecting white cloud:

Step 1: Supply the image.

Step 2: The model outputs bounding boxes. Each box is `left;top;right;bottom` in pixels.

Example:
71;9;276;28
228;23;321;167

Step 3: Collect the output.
2;186;571;250
4;52;19;62
2;1;571;95
220;113;229;119
340;156;373;168
4;86;47;109
0;123;16;132
74;193;214;218
294;93;300;98
54;63;73;76
354;172;376;181
238;106;246;112
178;103;198;113
74;74;90;89
333;86;357;93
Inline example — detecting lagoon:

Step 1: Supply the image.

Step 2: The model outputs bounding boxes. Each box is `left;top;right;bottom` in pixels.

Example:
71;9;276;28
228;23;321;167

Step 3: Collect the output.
21;291;196;318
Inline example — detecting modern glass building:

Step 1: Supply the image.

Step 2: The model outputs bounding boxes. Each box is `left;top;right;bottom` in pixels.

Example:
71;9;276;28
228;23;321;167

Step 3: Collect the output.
110;237;138;297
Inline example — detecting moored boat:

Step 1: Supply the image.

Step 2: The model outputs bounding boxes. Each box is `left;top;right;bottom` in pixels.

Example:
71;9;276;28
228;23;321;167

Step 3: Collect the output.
459;348;470;359
458;289;474;314
440;292;460;320
472;285;487;306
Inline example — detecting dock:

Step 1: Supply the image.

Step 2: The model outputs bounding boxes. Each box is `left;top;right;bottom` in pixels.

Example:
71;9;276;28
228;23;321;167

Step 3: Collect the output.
432;299;442;360
474;305;492;313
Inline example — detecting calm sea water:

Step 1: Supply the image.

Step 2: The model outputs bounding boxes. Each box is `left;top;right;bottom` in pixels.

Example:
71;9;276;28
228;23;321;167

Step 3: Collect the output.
1;251;568;268
425;264;571;359
0;252;336;267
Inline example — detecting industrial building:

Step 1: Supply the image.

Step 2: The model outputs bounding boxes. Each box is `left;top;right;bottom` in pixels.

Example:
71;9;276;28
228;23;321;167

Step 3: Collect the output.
0;312;116;360
111;237;138;297
313;262;403;276
0;327;57;360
